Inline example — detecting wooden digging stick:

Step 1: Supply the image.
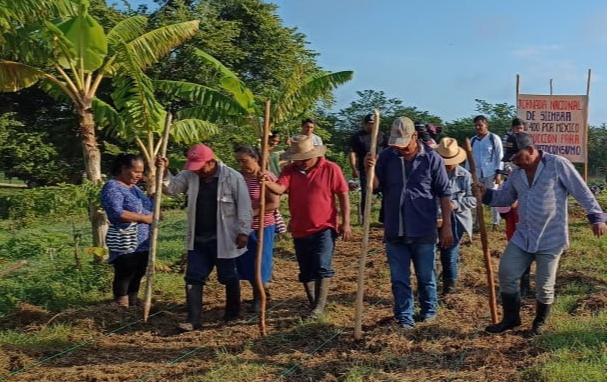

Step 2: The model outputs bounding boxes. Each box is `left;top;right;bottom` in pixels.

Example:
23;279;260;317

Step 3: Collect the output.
464;138;498;324
0;260;28;278
143;112;173;322
354;108;381;339
255;100;271;336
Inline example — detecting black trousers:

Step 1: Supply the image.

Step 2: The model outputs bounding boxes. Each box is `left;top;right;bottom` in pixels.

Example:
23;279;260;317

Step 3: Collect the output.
112;251;149;299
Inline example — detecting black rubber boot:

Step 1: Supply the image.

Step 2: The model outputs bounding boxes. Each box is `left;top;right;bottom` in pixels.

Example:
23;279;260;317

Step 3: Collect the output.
302;281;315;308
443;279;457;295
520;268;531;299
528;301;551;337
179;284;203;331
224;281;241;322
485;292;522;334
309;278;330;319
250;281;261;313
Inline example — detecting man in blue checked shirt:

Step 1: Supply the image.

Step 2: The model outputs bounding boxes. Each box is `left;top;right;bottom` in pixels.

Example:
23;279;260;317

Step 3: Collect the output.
475;132;607;336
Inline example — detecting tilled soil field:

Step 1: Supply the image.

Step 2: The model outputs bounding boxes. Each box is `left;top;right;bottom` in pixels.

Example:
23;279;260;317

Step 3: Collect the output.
0;228;540;381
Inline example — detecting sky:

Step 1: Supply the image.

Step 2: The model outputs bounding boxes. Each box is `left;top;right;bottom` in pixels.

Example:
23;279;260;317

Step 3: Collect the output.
131;0;607;125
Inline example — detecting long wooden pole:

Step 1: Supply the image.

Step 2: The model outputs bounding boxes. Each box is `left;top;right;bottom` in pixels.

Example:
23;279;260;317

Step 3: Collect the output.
0;260;28;278
255;100;271;336
143;112;173;322
584;69;591;181
354;108;381;340
464;138;498;324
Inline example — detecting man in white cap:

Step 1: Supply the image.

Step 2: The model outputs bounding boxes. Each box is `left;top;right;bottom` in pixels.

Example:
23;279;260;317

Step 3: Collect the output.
265;136;351;318
366;117;453;329
158;144;252;331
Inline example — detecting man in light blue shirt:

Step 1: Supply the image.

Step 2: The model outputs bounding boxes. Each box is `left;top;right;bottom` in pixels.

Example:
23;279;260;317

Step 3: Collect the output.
469;115;503;230
477;133;606;336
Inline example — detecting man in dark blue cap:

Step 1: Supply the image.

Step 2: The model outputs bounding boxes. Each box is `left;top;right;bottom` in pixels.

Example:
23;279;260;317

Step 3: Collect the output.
476;132;606;336
348;113;387;219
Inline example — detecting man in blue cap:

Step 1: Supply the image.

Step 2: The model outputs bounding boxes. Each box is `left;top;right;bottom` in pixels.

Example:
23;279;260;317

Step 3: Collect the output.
477;132;606;336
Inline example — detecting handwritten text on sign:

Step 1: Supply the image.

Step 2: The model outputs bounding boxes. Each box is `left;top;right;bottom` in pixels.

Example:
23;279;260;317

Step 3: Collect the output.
517;94;588;163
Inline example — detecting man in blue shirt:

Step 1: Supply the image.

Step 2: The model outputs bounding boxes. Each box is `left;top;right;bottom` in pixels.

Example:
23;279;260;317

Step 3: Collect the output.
367;117;453;329
477;133;606;336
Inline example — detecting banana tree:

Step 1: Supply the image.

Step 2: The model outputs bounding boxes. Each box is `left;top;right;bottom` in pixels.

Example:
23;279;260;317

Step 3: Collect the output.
164;48;353;135
0;0;199;246
93;43;239;188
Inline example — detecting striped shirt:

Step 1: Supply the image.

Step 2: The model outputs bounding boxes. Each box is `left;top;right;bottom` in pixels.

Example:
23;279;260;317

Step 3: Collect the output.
483;152;605;252
244;172;277;229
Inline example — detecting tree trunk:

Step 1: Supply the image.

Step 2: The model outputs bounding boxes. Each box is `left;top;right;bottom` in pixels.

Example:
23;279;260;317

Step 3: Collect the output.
78;103;108;248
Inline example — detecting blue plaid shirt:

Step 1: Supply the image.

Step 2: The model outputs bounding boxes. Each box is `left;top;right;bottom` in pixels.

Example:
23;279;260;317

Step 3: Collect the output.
483;152;605;252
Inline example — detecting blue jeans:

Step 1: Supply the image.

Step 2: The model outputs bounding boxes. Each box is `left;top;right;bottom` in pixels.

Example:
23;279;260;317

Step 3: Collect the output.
439;219;463;281
386;239;437;326
185;240;239;286
293;228;337;282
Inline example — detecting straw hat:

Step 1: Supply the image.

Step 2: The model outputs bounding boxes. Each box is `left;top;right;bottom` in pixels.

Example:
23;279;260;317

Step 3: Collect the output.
436;137;466;165
280;135;327;161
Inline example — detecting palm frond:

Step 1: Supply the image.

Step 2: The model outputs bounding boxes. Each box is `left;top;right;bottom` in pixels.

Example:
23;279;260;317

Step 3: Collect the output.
192;48;255;112
154;80;250;120
111;44;166;137
107;16;148;50
108;20;199;73
0;61;46;92
178;105;250;127
273;70;353;124
0;0;58;37
93;98;125;134
170;119;219;144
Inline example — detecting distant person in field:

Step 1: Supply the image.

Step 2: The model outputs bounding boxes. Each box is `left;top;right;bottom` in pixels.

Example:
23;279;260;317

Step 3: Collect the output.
267;131;288;236
268;131;286;178
348;113;387;216
500;118;531;298
435;138;476;295
475;132;606;336
366;117;453;329
234;145;279;312
264;136;351;319
290;118;323;146
100;154;153;308
468;115;503;231
157;144;252;331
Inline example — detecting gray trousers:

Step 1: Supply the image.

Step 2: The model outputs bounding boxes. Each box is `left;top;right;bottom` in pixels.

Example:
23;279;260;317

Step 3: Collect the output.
479;176;500;225
498;242;563;304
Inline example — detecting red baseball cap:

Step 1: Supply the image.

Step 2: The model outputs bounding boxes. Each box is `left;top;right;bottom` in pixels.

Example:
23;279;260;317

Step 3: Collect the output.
184;144;214;171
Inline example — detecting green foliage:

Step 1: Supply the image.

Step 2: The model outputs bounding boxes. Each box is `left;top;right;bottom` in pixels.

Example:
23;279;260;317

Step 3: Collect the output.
0;260;112;314
0;182;99;220
444;99;516;145
327;89;444;156
0;110;84;186
588;124;607;177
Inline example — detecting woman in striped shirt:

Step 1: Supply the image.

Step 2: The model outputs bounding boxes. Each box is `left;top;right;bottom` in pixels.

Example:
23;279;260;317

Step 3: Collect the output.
234;145;280;312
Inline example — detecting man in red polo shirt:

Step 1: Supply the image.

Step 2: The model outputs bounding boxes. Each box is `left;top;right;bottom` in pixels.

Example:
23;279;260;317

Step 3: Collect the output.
265;136;352;318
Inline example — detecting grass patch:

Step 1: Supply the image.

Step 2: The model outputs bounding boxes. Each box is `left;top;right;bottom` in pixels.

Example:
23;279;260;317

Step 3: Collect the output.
0;323;78;352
